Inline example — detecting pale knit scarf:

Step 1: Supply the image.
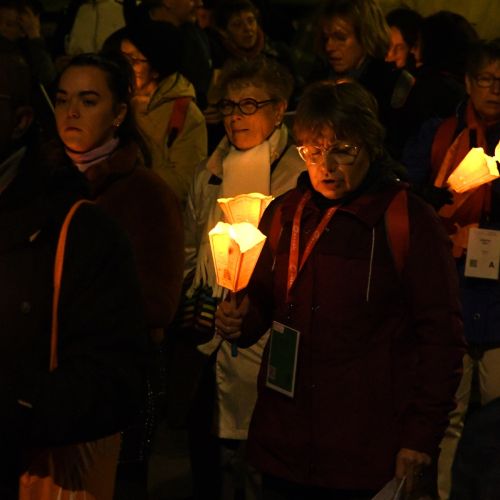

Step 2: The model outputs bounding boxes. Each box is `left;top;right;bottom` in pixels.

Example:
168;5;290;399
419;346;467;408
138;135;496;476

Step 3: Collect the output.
190;127;286;301
65;137;119;173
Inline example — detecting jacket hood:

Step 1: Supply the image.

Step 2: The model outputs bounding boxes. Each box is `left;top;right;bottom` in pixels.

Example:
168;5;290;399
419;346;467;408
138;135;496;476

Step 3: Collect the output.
148;73;196;111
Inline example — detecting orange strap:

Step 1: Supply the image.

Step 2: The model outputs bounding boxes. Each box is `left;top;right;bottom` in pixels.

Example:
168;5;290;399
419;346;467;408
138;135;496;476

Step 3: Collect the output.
385;189;409;276
287;191;339;299
166;97;192;147
50;200;91;372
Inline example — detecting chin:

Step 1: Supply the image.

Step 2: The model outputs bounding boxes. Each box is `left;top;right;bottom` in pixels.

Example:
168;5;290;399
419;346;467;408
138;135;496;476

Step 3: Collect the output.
230;137;259;151
63;140;90;154
317;190;339;200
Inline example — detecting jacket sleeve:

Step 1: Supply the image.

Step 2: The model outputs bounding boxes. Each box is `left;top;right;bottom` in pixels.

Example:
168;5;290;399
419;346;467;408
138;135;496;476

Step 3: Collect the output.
126;174;184;328
400;194;465;455
15;204;148;447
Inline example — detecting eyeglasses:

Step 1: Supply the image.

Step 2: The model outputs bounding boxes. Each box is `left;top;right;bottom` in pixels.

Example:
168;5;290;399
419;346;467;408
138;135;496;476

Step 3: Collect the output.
297;143;360;165
121;53;149;66
474;74;500;88
217;98;276;117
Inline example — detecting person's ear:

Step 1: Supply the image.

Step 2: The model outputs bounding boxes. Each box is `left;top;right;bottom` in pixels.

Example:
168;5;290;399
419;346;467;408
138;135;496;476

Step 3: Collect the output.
274;100;287;127
113;103;128;128
465;74;472;95
11;105;34;140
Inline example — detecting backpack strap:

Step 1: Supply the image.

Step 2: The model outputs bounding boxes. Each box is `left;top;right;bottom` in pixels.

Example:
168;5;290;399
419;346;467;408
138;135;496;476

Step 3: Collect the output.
385;189;409;276
50;199;91;372
267;189;409;276
166;97;192;148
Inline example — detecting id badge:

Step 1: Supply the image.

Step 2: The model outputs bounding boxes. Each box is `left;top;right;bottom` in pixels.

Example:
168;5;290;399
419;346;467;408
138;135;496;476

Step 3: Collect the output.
464;228;500;280
265;321;300;398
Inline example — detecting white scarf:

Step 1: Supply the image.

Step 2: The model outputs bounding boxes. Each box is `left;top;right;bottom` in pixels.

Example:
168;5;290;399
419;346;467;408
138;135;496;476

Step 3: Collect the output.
221;141;271;197
190;127;286;300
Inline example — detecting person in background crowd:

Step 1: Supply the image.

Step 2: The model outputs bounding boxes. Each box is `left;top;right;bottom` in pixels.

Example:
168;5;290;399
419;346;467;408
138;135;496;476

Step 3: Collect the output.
112;20;207;206
209;0;297;78
0;0;56;87
450;396;500;500
0;52;146;500
65;0;126;56
215;80;465;500
385;7;423;74
401;10;479;144
308;0;415;159
54;52;185;498
136;0;214;110
404;38;500;500
183;57;304;500
204;0;300;151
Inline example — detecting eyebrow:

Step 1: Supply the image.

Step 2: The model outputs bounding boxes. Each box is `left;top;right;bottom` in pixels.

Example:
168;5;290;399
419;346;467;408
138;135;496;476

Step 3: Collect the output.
55;89;101;98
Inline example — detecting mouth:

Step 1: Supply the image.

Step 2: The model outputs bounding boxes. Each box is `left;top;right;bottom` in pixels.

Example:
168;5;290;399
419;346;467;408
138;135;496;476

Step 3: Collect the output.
322;178;340;186
64;126;81;132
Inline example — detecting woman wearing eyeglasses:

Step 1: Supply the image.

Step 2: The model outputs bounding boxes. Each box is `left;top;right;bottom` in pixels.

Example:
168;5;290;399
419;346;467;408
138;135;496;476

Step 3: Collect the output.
405;38;500;500
215;80;465;499
111;20;207;206
182;56;304;500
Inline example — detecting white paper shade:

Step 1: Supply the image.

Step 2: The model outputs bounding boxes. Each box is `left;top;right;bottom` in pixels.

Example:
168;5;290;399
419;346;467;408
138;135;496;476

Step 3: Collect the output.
447;143;500;194
209;222;267;292
217;192;274;226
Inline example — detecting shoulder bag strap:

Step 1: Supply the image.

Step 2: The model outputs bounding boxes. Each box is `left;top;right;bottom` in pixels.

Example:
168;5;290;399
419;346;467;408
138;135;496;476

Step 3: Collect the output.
166;97;193;148
50;199;91;372
385;189;409;276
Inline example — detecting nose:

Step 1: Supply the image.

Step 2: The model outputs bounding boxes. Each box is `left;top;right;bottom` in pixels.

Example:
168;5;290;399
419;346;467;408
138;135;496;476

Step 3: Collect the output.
385;46;395;63
324;36;337;53
321;154;340;173
67;100;79;119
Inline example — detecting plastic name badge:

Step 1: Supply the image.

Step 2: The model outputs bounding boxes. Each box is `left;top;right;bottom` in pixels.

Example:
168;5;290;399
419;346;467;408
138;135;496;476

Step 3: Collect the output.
266;321;300;398
465;227;500;280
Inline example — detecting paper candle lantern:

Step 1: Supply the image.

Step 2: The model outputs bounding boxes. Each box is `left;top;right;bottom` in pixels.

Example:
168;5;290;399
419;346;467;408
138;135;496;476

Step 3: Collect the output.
446;142;500;194
217;192;274;226
209;222;267;292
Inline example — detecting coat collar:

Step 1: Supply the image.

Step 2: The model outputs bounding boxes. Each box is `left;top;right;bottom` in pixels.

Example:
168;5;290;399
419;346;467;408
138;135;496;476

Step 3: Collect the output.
83;141;140;197
281;171;406;228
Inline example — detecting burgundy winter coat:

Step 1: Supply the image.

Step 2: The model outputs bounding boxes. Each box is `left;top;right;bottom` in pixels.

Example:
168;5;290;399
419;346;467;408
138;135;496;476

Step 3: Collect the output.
82;141;184;329
239;172;465;491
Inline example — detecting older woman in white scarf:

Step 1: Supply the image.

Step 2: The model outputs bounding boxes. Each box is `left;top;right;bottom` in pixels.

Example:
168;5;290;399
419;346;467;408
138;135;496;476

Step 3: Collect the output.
183;56;304;500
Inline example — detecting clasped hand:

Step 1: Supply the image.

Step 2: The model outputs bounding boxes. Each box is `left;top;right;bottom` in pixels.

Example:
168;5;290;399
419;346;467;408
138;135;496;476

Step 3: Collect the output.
214;293;249;342
395;448;432;494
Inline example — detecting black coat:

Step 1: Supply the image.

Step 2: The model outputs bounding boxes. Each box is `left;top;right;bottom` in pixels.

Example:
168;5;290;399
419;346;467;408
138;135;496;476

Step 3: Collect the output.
0;144;147;497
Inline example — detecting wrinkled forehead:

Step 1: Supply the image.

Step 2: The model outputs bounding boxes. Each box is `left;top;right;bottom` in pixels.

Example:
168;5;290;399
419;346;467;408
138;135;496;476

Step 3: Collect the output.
477;59;500;75
228;10;256;25
296;124;338;145
322;14;355;35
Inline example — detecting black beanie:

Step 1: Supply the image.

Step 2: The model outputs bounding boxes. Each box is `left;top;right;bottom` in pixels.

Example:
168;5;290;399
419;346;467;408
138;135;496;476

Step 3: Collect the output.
125;20;183;81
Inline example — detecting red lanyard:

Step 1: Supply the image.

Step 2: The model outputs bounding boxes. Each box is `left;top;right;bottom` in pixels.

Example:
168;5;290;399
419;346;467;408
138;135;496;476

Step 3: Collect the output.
287;191;339;299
